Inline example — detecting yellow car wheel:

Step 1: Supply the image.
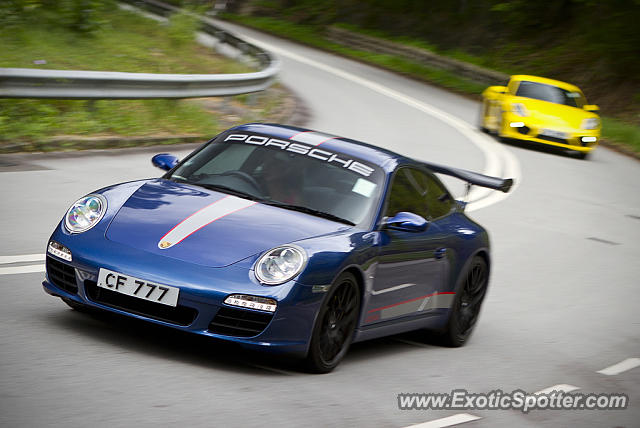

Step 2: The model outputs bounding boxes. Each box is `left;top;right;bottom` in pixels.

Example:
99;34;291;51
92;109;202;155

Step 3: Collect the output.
478;104;489;134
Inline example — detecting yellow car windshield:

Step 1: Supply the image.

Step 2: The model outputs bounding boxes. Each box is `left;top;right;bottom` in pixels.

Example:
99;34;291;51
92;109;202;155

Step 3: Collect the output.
515;81;585;108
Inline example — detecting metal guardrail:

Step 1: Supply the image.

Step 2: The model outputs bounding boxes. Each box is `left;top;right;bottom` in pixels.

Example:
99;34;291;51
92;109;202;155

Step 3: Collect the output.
0;0;279;99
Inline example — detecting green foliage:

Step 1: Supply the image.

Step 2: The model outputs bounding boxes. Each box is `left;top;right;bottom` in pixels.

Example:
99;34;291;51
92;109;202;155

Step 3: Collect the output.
0;97;219;142
0;0;116;34
602;117;640;154
0;6;259;144
0;7;250;74
167;9;201;46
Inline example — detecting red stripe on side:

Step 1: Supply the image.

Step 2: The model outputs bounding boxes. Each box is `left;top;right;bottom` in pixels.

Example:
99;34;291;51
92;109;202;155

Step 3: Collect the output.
365;313;380;323
158;195;230;243
367;291;456;313
172;201;256;246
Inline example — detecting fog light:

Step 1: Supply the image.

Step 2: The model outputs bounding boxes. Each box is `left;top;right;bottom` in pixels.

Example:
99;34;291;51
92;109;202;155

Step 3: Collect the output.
581;136;597;143
224;294;277;312
47;241;72;261
510;122;525;128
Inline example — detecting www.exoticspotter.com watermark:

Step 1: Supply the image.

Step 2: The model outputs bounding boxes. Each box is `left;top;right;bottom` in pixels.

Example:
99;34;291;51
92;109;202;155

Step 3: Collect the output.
398;389;628;413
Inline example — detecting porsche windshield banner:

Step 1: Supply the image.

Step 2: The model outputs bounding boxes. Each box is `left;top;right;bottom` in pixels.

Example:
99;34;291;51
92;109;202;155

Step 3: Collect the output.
223;133;376;177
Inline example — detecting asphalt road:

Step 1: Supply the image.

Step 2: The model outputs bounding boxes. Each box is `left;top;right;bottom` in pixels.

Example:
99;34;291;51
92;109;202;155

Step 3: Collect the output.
1;18;639;428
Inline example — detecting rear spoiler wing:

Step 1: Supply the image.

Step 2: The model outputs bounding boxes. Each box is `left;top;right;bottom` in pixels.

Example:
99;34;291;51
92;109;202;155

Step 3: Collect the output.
421;161;514;193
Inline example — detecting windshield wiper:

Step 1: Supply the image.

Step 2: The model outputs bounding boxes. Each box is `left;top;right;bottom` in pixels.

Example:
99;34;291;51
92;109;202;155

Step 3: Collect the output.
262;201;355;226
172;178;264;202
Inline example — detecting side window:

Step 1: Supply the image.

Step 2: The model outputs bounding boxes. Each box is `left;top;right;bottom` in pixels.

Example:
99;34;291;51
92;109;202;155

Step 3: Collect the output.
417;171;455;219
385;168;454;220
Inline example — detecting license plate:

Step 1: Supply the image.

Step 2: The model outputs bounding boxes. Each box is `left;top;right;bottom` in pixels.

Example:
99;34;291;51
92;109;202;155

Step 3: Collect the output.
540;129;568;139
97;268;179;307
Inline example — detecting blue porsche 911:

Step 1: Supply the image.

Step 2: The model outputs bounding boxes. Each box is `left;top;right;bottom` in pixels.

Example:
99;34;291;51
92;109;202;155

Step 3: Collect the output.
44;123;513;372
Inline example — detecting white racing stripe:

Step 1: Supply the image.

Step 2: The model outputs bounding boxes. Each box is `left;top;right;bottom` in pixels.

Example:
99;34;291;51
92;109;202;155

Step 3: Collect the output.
158;195;256;249
235;32;521;211
597;358;640;376
0;254;45;264
290;131;338;146
405;413;481;428
0;264;45;275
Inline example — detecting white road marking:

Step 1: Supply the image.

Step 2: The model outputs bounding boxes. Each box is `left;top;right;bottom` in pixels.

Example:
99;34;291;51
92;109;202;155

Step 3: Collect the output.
405;413;481;428
0;264;45;275
597;358;640;376
233;31;521;211
0;254;45;264
371;282;416;295
534;384;580;395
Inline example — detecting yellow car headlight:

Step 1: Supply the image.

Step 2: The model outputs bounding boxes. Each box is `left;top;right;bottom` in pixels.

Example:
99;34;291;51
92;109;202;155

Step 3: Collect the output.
581;118;600;130
511;103;529;117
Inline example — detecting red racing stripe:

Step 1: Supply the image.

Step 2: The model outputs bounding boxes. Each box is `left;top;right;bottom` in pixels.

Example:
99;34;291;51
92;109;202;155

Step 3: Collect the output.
367;291;456;313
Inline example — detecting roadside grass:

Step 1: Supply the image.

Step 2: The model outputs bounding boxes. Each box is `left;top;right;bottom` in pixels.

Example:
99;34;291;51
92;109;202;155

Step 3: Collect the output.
222;13;640;156
0;7;250;74
0;7;258;146
601;117;640;154
0;99;218;142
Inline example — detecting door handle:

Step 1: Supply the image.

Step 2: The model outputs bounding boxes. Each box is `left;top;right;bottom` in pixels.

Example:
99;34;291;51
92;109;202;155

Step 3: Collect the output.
435;248;447;259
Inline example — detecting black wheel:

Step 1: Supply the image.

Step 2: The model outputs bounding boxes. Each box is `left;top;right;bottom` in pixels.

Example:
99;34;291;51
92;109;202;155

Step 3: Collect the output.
478;102;489;133
62;297;88;312
575;151;590;160
440;256;489;347
305;272;361;373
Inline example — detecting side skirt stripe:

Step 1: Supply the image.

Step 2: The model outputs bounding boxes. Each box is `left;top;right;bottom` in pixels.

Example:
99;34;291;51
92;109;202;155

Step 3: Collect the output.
367;291;456;313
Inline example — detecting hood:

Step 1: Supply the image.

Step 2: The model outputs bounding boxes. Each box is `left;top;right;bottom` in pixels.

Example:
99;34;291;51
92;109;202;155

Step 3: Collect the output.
515;97;596;129
106;180;347;267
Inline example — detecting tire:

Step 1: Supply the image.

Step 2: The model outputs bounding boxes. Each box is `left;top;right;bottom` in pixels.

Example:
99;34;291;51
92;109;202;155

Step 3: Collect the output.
305;272;361;373
575;152;590;160
478;102;489;133
439;256;489;347
62;297;88;312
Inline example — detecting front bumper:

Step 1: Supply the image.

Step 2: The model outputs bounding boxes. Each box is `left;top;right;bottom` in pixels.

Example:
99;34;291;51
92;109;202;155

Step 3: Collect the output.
500;114;600;153
43;228;324;357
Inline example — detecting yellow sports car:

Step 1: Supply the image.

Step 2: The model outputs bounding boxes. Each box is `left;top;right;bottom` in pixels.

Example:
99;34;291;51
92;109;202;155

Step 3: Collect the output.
480;75;600;159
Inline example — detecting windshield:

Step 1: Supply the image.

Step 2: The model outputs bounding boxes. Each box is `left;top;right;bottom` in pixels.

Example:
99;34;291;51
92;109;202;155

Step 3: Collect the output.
515;81;585;108
168;132;385;226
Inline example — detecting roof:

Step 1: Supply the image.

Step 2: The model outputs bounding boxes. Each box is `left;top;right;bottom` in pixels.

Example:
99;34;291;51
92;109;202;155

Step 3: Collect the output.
510;75;583;93
231;123;410;172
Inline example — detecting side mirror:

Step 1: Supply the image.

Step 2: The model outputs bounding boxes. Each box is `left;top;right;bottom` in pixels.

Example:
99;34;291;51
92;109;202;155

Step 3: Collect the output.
584;104;599;113
487;85;508;95
151;153;179;171
382;212;428;232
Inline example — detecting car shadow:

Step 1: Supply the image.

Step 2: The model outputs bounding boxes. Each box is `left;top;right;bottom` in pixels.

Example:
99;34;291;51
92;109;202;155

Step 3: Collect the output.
496;136;587;160
42;306;300;375
41;303;438;375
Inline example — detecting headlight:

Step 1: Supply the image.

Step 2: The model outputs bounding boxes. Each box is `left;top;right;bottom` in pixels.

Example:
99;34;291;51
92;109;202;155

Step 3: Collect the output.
511;103;529;117
581;118;600;130
64;194;107;233
255;245;307;285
